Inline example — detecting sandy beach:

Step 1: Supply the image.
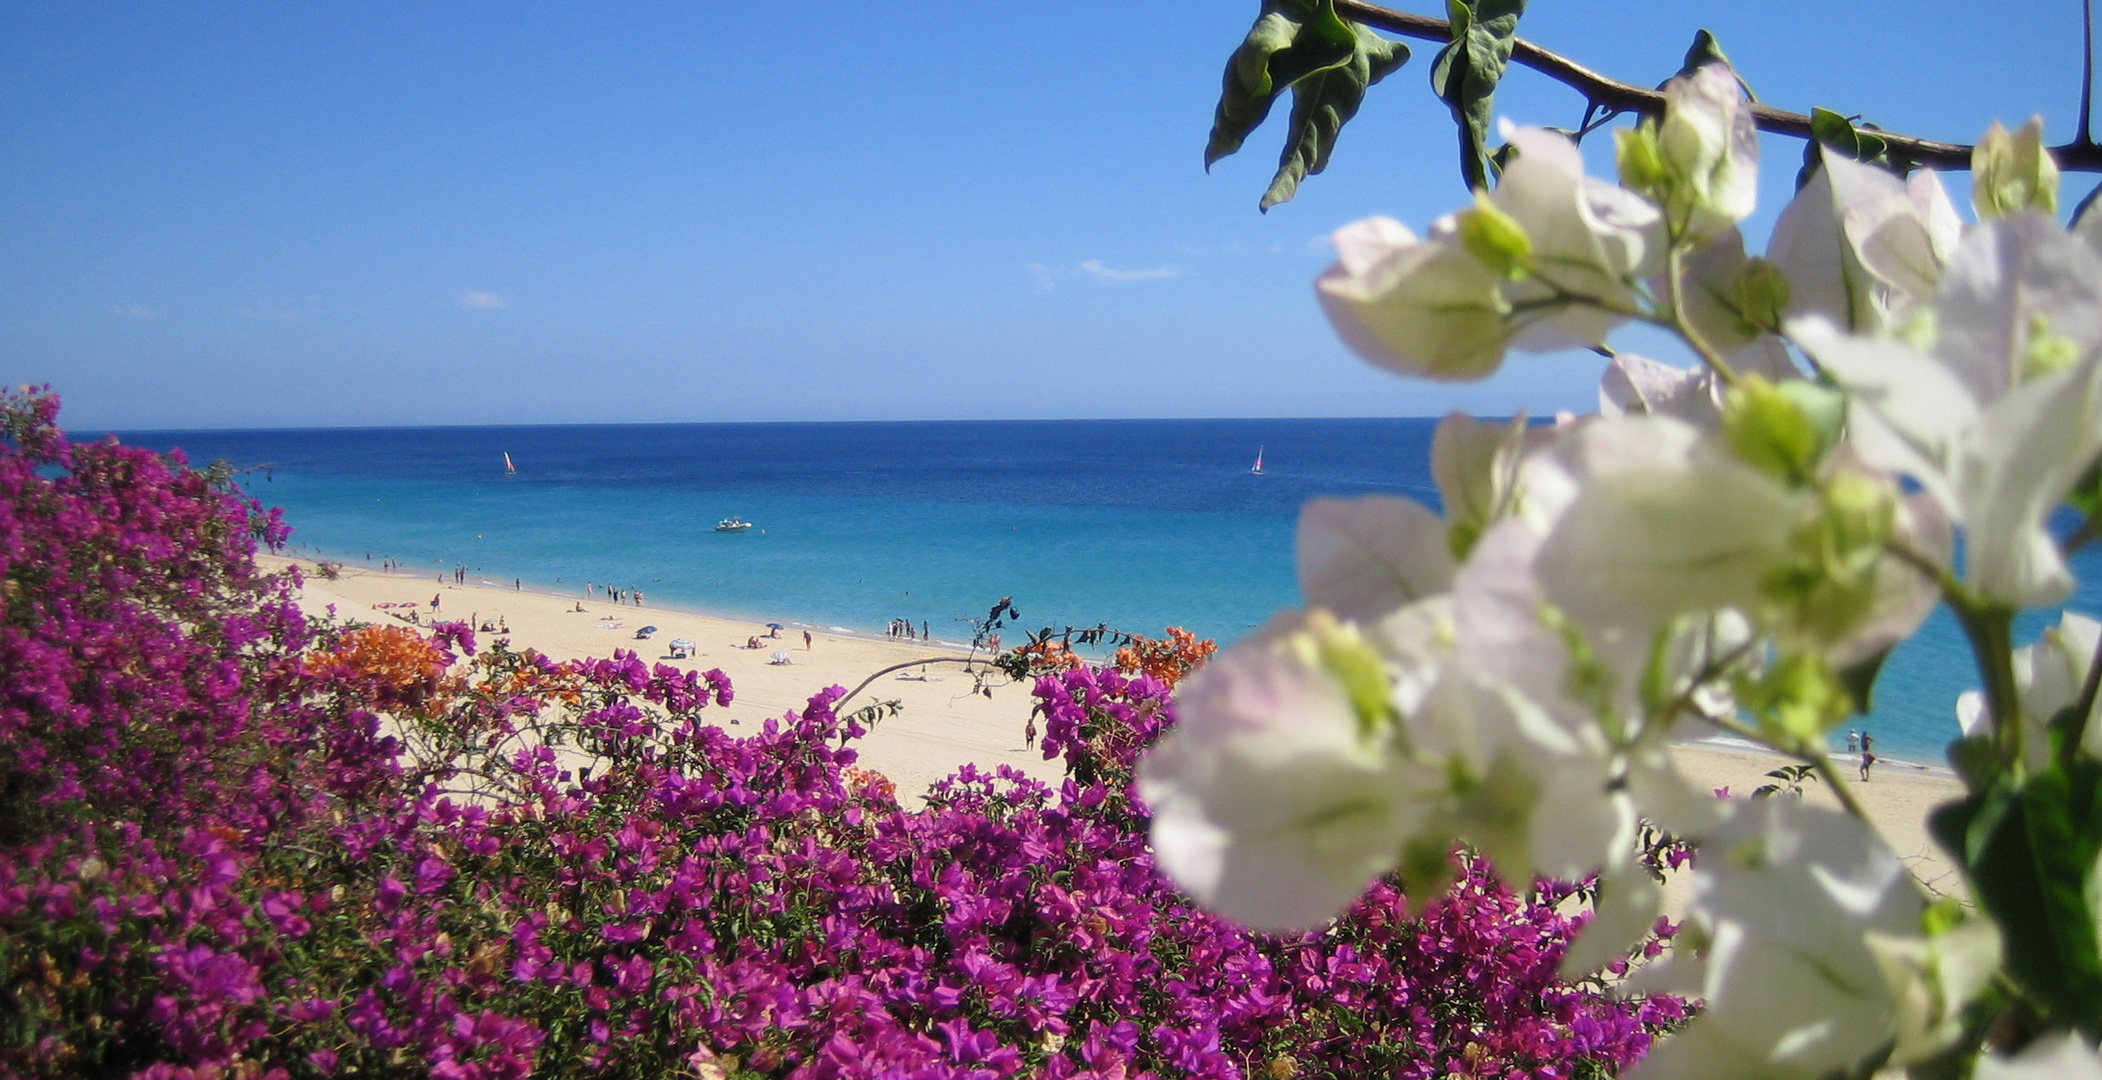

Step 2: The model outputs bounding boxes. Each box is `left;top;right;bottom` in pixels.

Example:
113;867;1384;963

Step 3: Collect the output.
269;555;1969;896
268;555;1069;800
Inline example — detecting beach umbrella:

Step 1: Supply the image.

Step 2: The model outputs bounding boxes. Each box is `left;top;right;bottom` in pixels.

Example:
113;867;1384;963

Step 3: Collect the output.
670;638;694;648
766;622;785;629
639;625;659;634
770;651;791;663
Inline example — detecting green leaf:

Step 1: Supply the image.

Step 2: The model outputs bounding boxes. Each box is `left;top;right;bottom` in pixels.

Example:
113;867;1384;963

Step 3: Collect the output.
1203;0;1408;210
1932;766;2102;1034
1430;0;1527;192
1795;108;1894;189
1946;734;2003;791
1260;21;1410;210
1672;30;1756;101
2066;451;2102;520
1205;1;1357;169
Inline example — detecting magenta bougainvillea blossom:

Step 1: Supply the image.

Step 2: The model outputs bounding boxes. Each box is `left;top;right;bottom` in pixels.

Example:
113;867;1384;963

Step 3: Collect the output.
0;387;1682;1079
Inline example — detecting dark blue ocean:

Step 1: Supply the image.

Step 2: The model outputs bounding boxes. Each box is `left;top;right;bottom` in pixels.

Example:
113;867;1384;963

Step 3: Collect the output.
111;418;2102;765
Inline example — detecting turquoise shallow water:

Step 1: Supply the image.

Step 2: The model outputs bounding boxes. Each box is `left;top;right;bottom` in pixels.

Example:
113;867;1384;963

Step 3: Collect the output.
114;418;2102;765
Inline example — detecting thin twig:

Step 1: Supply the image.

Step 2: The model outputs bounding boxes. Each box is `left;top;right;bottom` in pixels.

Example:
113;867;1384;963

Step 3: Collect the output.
2084;0;2097;147
1331;0;2102;172
1665;244;1740;385
834;656;989;708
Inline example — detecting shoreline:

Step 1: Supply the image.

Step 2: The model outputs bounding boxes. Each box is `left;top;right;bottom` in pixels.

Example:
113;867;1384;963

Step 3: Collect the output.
264;550;1968;895
264;552;1067;801
278;542;988;652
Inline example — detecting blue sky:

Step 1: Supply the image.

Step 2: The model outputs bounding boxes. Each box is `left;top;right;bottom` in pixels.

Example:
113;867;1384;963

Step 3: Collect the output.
2;1;2086;430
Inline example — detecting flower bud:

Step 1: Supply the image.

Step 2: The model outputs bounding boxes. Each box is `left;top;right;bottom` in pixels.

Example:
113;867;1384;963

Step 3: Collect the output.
2021;311;2080;381
1742;651;1853;745
1722;375;1837;485
1285;609;1397;739
1732;257;1792;335
1656;62;1759;235
1972;117;2059;220
1457;189;1534;281
1758;470;1897;648
1615;122;1670;203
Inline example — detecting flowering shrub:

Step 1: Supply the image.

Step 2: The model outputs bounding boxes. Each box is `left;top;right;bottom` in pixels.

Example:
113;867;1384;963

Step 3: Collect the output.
1112;628;1219;687
1161;6;2102;1073
0;387;1680;1078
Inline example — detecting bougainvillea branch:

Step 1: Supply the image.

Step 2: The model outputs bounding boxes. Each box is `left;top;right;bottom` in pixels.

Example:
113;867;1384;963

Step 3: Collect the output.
1330;0;2100;172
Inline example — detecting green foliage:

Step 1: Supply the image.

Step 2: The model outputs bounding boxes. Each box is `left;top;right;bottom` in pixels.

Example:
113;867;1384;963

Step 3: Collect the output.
1205;0;1409;210
1672;30;1754;100
1932;762;2102;1037
1430;0;1527;192
1751;763;1820;799
1795;108;1900;189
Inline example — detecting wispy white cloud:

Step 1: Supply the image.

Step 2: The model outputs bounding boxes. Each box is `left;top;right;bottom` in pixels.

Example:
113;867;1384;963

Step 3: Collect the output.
111;304;154;319
1027;260;1186;292
1078;260;1182;283
458;290;506;310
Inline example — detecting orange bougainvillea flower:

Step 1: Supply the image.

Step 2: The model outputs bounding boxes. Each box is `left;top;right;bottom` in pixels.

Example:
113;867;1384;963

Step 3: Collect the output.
1011;639;1087;674
310;625;449;695
1112;627;1217;687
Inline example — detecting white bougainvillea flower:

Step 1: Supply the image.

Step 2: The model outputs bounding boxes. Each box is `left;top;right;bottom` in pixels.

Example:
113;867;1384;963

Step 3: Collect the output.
1657;62;1760;236
1975;1032;2102;1080
1296;495;1455;627
1523;414;1808;635
1453;475;1753;767
1600;353;1725;427
1956;610;2102;770
1493;123;1663;353
1821;489;1951;670
1426;520;1724;971
1793;213;2102;607
1597;345;1797;431
1769;146;1962;334
1866;918;2003;1065
1317;216;1514;380
1430;410;1545;560
1137;609;1437;932
1973;117;2059;221
1629;799;1924;1080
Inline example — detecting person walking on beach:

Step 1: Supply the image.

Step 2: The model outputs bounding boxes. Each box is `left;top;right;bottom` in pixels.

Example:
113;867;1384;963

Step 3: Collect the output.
922;621;929;642
804;630;813;650
431;594;441;611
1024;717;1037;751
1860;750;1876;781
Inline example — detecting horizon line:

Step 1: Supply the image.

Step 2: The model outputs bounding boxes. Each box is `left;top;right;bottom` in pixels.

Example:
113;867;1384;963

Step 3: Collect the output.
95;413;1499;437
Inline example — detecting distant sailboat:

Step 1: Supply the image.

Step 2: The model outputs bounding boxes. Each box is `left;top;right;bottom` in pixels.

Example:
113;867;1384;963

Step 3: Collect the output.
1250;446;1265;476
503;452;517;476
